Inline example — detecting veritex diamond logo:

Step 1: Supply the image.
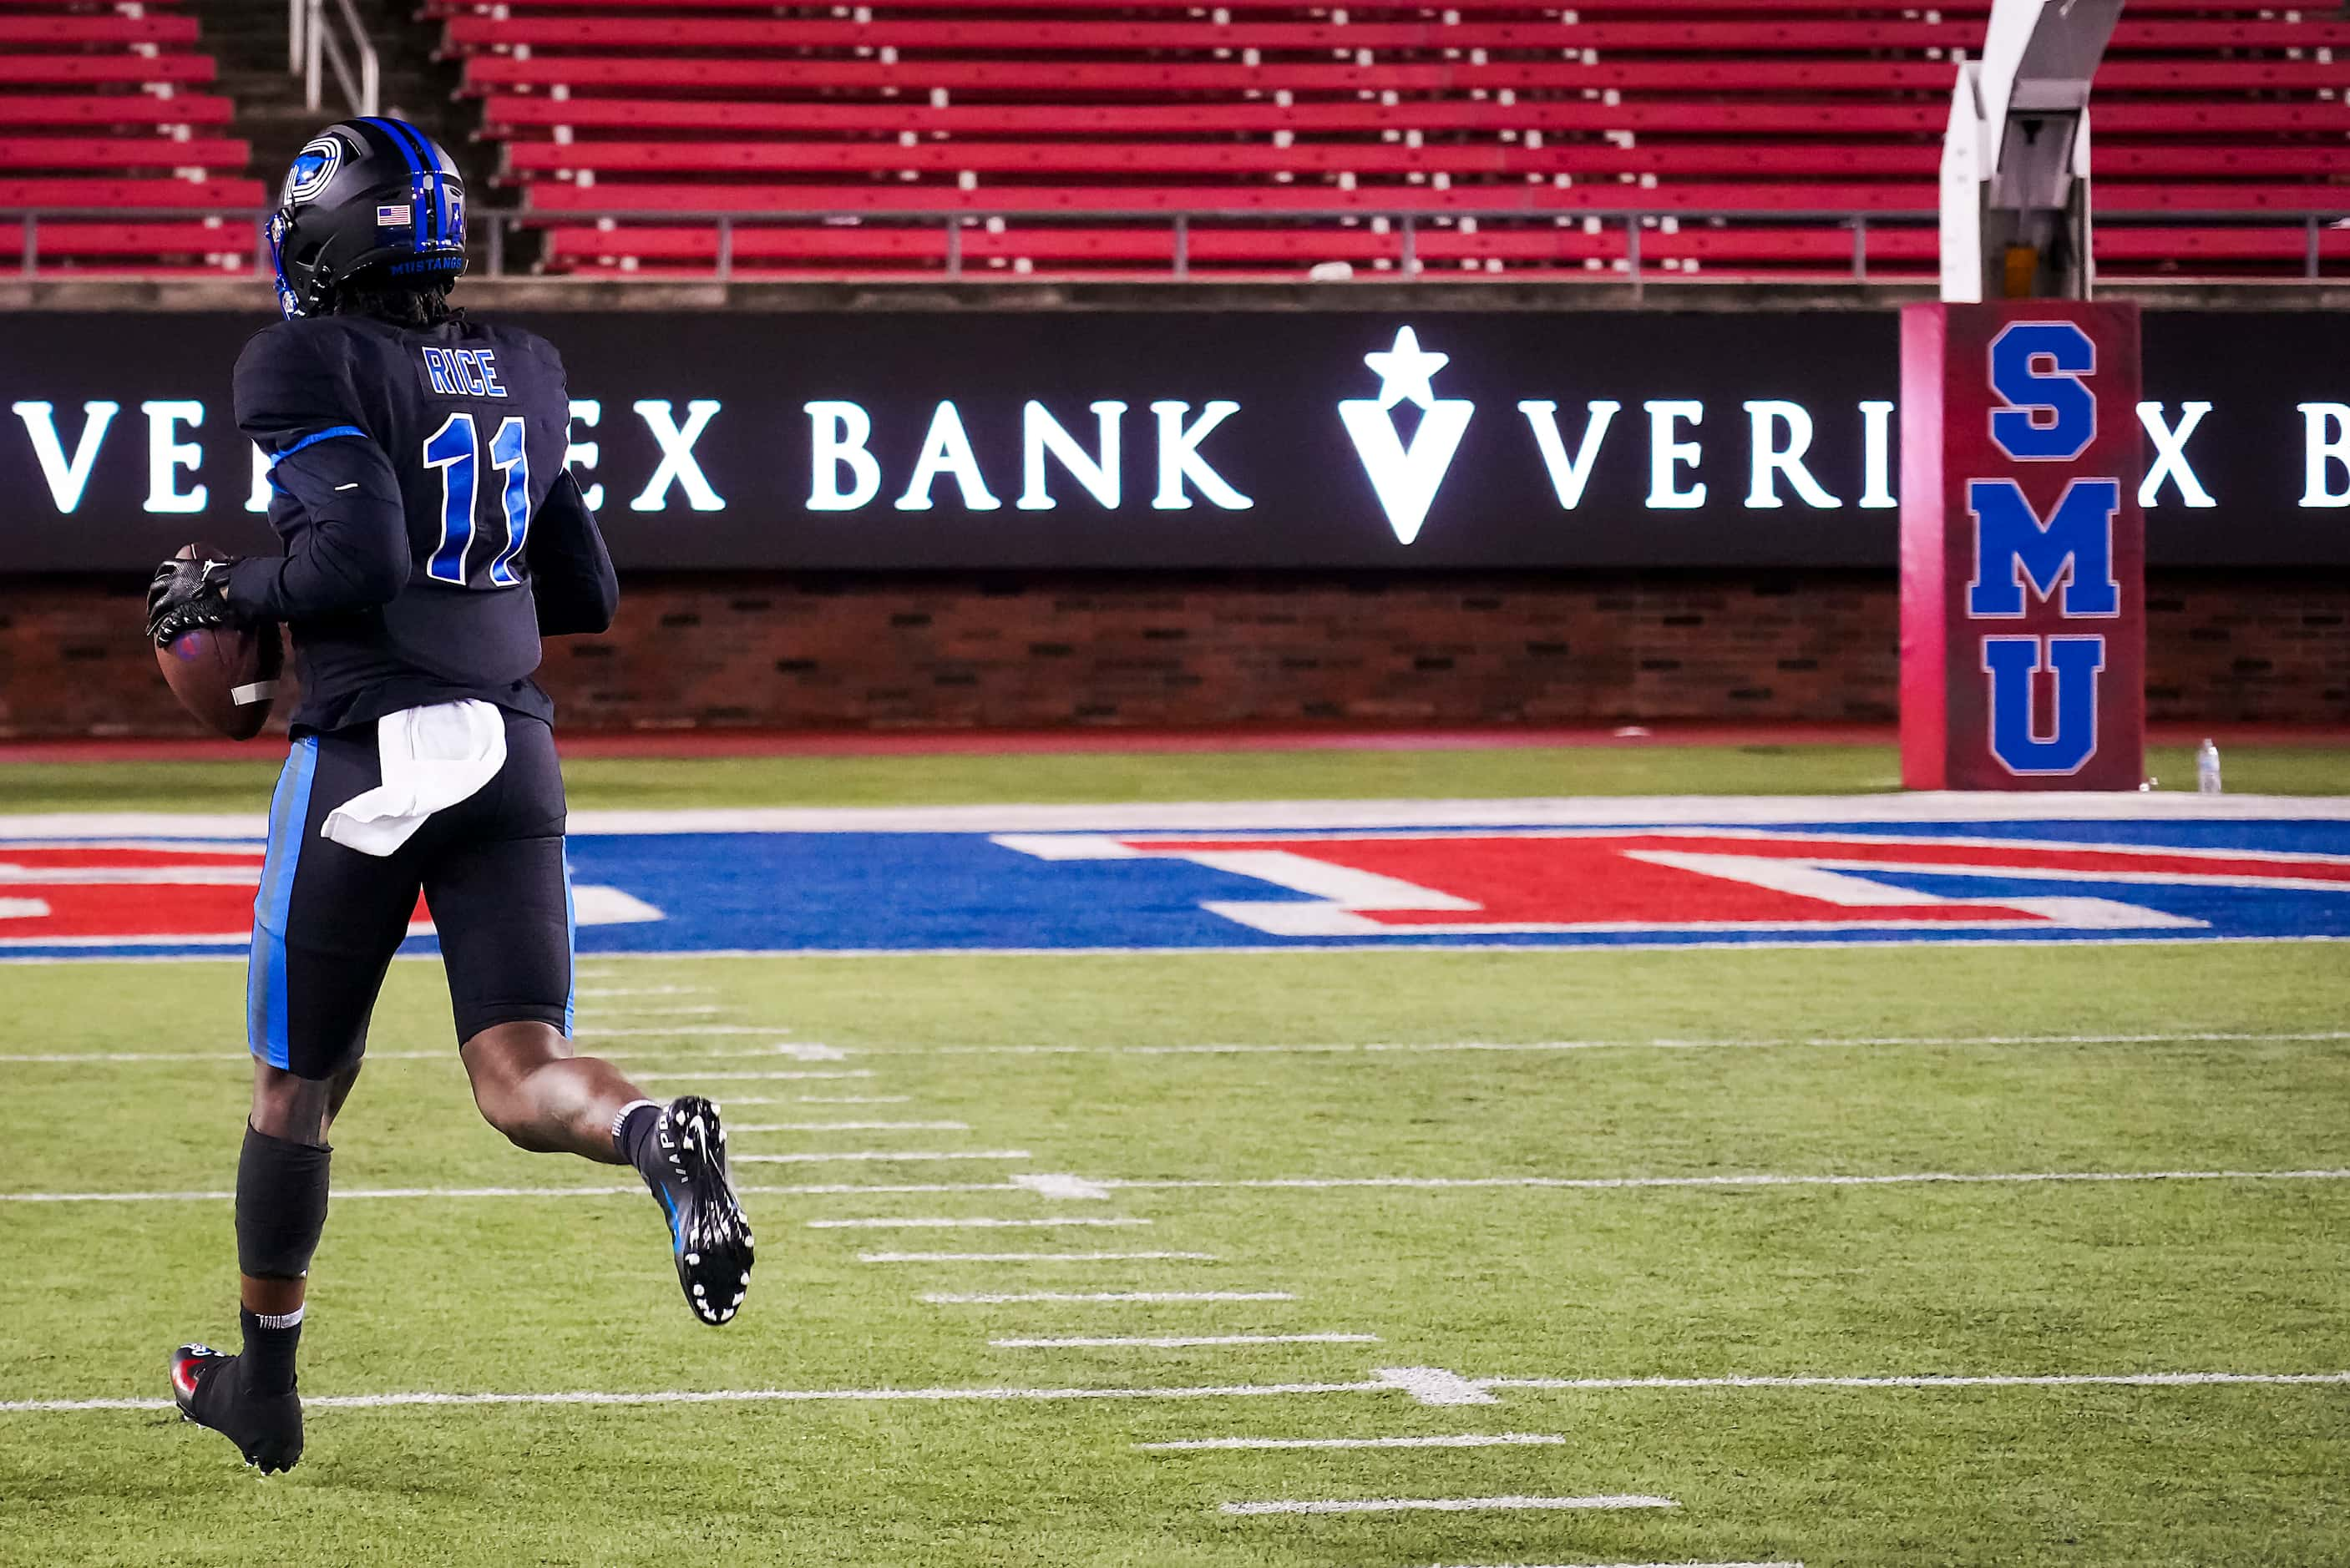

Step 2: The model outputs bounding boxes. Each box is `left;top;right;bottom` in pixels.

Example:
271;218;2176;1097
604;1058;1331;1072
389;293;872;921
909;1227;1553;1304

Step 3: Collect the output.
1337;326;1475;545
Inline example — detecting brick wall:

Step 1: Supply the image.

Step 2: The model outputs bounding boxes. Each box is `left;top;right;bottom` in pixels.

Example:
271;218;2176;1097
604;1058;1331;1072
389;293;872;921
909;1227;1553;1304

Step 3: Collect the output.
3;570;2342;737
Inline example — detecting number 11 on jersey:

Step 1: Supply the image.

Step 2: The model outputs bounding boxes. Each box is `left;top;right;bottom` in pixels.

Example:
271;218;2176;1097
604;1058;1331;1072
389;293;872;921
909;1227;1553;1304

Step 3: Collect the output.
423;412;532;589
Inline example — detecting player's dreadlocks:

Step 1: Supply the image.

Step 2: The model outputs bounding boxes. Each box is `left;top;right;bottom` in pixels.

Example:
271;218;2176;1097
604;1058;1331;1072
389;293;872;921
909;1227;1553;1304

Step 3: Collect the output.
332;274;463;330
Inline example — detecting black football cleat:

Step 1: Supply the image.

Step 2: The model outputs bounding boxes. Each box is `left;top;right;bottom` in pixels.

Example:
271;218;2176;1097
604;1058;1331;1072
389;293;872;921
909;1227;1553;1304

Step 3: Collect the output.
170;1344;303;1474
648;1096;754;1325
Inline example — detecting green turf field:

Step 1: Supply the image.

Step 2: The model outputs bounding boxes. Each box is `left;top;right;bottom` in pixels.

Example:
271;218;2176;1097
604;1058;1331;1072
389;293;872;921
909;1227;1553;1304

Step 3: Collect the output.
2;738;2345;815
2;748;2347;1567
3;942;2347;1564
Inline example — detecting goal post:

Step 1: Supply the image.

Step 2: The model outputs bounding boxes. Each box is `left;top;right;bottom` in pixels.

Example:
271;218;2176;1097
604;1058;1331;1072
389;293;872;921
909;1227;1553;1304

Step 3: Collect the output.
1939;0;2125;304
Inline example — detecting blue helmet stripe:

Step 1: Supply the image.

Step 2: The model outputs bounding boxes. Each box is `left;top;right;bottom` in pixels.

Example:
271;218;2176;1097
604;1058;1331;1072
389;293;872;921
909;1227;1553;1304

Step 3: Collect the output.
393;119;448;245
362;116;432;244
392;118;440;245
388;119;449;247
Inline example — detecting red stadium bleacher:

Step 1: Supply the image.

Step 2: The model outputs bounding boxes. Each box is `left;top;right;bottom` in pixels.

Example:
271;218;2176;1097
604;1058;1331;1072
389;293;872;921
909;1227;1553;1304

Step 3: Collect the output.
0;0;261;276
423;0;2350;281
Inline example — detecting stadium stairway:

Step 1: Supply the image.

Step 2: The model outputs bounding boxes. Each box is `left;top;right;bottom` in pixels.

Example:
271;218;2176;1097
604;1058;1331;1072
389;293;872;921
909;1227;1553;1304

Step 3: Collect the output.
180;0;470;190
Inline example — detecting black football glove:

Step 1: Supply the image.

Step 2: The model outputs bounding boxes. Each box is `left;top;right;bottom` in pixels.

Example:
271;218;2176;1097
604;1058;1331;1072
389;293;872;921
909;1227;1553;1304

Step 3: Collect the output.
145;554;241;647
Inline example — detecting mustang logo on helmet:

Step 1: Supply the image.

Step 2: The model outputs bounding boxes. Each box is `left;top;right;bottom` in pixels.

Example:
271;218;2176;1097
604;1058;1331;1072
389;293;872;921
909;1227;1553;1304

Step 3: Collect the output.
282;135;342;205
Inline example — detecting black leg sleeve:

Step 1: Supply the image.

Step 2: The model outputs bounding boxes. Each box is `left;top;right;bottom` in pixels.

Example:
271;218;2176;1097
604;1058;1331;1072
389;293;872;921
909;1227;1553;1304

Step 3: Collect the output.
235;1125;332;1281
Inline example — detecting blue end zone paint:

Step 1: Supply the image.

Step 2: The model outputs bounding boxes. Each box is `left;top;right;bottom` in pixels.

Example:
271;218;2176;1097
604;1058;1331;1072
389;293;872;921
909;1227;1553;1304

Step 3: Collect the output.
15;812;2350;961
555;819;2350;954
246;737;318;1062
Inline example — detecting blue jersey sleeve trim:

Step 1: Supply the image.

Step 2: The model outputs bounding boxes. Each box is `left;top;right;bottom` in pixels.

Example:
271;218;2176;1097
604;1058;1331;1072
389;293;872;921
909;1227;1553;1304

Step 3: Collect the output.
272;424;368;463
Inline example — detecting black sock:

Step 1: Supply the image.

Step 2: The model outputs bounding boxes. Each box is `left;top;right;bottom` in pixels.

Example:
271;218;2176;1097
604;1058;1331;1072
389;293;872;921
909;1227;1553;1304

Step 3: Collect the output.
615;1100;666;1183
238;1307;303;1397
233;1124;331;1399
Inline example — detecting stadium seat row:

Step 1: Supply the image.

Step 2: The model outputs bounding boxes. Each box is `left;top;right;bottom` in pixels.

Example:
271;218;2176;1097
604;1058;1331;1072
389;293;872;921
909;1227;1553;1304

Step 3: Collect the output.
0;0;262;273
423;0;2350;280
2;0;2343;280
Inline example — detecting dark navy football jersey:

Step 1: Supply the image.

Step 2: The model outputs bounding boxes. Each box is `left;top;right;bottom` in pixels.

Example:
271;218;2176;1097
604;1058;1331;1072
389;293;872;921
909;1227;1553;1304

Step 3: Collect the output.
223;312;616;735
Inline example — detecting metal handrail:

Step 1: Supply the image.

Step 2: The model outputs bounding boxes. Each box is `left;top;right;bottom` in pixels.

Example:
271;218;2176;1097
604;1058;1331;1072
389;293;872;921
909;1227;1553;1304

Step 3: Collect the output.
294;0;380;118
4;205;2345;286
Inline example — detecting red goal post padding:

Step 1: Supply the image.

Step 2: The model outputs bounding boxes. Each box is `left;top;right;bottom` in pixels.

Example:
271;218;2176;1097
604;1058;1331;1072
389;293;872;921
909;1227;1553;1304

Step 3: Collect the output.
1899;302;2145;792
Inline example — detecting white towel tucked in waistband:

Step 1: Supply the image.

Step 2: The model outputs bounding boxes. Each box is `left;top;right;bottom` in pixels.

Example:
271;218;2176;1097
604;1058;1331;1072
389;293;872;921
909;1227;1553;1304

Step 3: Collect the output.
321;700;508;857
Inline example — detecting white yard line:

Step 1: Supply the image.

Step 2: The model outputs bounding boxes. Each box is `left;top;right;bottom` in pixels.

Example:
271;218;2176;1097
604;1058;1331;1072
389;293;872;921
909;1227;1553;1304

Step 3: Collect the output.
13;1166;2350;1206
787;1095;913;1105
1220;1495;1676;1516
730;1121;969;1133
999;1333;1375;1348
0;1047;846;1066
631;1070;872;1081
574;1026;807;1038
0;1050;460;1064
10;792;2349;844
17;1029;2347;1070
924;1291;1294;1304
6;1368;2342;1418
1092;1168;2350;1195
2;1181;1028;1204
735;1151;1031;1165
809;1216;1154;1230
0;1052;248;1064
609;1047;852;1062
0;1381;1385;1415
581;1008;730;1020
1481;1371;2350;1392
572;987;712;998
863;1252;1217;1263
875;1029;2350;1057
625;1044;852;1062
1139;1432;1554;1450
737;1182;1026;1196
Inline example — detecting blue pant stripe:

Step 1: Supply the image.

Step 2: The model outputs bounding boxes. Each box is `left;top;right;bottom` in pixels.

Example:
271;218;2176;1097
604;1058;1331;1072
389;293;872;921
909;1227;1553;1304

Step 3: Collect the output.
561;847;578;1036
247;736;318;1069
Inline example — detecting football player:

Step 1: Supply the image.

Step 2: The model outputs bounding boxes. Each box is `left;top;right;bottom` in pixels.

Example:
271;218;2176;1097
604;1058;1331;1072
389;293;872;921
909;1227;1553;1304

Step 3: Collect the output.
146;119;753;1474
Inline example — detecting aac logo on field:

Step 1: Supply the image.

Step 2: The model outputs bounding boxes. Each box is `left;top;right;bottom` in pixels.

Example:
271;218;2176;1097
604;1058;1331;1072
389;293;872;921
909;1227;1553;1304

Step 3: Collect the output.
996;825;2350;943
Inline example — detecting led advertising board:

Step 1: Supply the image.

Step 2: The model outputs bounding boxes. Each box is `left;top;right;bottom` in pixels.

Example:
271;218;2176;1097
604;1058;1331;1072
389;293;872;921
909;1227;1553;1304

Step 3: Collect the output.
2;309;2342;571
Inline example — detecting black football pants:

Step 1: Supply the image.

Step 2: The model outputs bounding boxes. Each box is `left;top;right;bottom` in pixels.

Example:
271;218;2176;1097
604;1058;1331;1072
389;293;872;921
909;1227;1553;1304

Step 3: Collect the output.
246;710;575;1080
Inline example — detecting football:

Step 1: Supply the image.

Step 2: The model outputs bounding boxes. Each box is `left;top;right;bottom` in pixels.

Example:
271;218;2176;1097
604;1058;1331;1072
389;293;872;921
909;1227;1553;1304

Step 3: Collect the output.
154;543;283;741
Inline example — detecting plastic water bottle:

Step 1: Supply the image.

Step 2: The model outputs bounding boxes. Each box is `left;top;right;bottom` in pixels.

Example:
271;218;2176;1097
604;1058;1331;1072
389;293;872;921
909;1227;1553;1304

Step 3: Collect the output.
2196;739;2222;794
